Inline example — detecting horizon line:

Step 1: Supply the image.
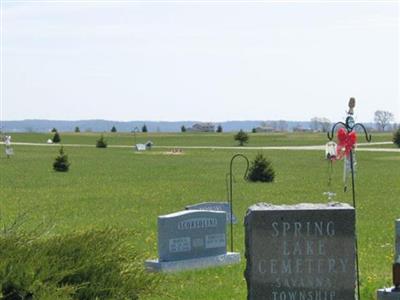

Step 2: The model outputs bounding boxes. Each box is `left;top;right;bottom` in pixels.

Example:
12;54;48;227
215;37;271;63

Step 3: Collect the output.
1;118;379;123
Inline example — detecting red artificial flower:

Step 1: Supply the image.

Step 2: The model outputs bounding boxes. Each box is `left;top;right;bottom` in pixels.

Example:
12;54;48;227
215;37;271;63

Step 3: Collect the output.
336;127;357;159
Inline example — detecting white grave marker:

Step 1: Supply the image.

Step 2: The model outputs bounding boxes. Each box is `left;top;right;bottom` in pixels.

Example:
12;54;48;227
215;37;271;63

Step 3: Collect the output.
135;144;146;151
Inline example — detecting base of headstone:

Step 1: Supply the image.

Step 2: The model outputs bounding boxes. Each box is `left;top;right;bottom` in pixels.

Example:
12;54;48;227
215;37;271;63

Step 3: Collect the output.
377;288;400;300
145;252;240;273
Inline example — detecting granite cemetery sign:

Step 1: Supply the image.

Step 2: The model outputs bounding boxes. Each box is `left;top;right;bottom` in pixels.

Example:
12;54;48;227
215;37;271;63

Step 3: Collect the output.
185;202;237;224
244;203;356;300
145;210;240;272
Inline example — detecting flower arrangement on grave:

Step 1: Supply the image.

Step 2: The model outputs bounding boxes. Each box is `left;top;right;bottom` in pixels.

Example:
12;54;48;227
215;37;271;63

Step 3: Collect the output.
336;127;357;160
325;98;371;193
325;98;372;300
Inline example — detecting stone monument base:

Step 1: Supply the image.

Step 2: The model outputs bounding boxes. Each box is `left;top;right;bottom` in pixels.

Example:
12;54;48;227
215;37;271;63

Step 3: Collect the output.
145;252;240;273
377;288;400;300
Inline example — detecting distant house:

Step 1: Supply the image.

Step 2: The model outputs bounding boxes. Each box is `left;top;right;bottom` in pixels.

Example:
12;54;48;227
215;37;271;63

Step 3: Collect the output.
292;126;312;132
254;126;275;133
187;123;215;132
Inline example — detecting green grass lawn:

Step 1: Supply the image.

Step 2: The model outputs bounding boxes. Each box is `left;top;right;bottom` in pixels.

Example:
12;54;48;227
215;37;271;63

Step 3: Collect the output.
8;131;395;147
0;132;399;299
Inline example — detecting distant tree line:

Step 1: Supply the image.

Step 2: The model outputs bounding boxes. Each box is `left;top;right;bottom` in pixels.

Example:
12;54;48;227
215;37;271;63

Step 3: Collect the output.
43;109;397;134
310;117;331;133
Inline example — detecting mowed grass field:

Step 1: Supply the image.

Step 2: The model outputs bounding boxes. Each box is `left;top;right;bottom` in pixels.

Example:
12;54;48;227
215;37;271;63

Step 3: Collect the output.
1;132;399;299
9;131;396;147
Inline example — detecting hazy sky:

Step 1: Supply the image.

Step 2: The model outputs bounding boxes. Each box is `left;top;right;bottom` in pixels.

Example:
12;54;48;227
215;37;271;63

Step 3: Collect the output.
1;0;399;123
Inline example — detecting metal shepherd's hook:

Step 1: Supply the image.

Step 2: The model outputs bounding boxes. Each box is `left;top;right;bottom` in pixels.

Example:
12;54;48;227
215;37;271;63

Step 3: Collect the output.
327;98;371;300
229;154;249;253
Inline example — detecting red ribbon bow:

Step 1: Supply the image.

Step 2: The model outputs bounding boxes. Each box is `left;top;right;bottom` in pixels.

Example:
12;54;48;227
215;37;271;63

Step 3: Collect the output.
336;128;357;159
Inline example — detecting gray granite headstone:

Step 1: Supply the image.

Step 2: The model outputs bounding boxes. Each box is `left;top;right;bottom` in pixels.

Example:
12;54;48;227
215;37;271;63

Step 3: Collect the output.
185;202;237;224
377;288;400;300
145;209;240;272
245;203;356;300
158;210;227;261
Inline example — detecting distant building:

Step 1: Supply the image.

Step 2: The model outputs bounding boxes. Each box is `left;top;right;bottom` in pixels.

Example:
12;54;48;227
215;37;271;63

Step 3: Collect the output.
254;126;275;133
292;126;312;132
188;123;215;132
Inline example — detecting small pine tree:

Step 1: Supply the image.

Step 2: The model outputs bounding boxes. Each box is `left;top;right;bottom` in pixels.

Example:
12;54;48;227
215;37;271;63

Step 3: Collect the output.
217;125;223;133
247;153;275;182
142;124;148;132
234;129;249;146
181;125;186;132
74;126;80;133
53;146;70;172
393;128;400;148
111;126;117;133
252;128;257;133
52;132;61;143
96;134;107;148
